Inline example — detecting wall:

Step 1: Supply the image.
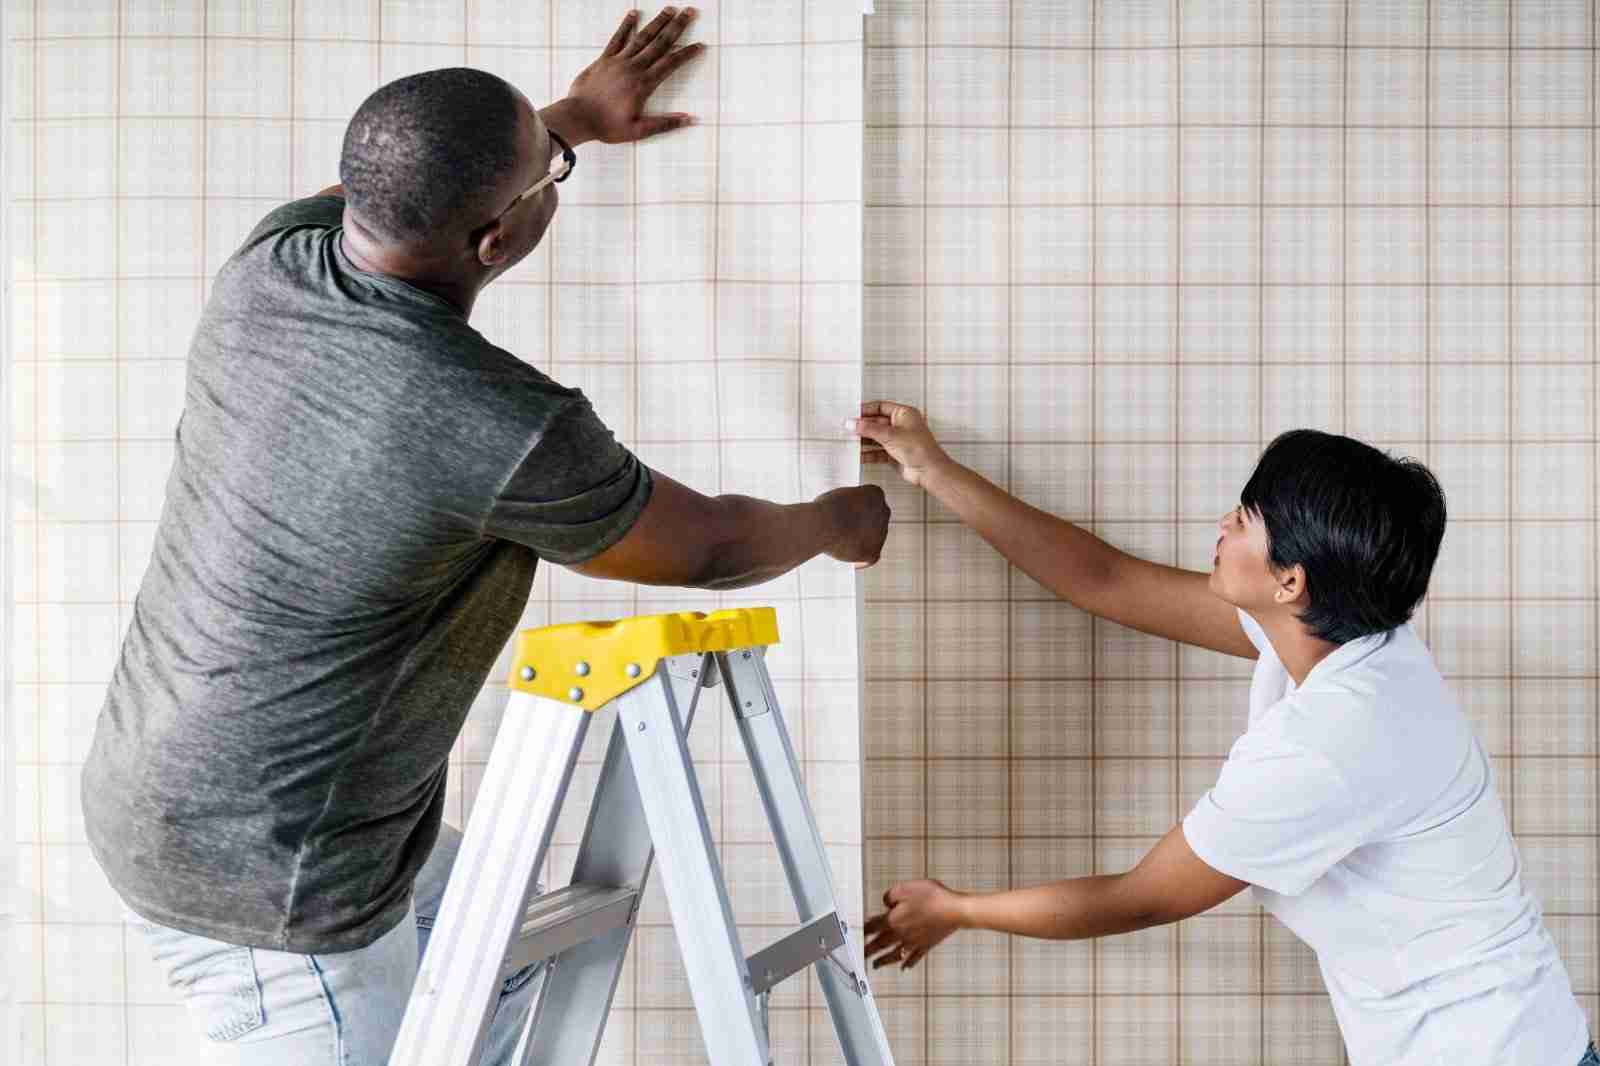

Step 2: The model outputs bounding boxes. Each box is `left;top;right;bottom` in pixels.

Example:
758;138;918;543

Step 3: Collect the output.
1;0;13;1039
860;2;1599;1064
10;2;1600;1065
6;2;863;1063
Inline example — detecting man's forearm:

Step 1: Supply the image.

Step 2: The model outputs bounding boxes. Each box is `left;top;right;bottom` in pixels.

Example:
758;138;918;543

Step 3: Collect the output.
960;874;1160;942
698;494;839;591
920;461;1124;613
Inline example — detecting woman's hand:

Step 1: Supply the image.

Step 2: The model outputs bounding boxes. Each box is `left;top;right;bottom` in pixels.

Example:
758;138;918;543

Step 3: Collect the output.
862;878;968;971
847;400;955;490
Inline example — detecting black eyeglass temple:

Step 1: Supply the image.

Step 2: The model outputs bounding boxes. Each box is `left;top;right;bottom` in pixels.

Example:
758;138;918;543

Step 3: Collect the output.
550;128;576;184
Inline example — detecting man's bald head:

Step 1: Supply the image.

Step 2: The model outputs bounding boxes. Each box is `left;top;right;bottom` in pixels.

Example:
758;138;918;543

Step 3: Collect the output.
339;68;535;245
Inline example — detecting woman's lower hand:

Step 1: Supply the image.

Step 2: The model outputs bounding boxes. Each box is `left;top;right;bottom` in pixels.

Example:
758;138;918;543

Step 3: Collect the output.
862;878;968;971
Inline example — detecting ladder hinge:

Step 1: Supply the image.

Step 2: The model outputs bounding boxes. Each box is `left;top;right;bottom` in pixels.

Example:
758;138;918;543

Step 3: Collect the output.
665;652;720;687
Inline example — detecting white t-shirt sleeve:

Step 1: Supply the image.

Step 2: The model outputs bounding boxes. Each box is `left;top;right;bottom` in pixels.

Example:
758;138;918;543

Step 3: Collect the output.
1182;727;1366;896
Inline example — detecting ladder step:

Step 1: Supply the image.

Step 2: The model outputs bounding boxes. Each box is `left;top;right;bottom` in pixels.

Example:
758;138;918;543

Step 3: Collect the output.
502;883;640;981
745;911;847;997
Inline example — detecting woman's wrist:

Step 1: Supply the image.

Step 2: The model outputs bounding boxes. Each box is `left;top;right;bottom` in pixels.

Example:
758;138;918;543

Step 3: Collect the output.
951;889;982;932
917;454;964;496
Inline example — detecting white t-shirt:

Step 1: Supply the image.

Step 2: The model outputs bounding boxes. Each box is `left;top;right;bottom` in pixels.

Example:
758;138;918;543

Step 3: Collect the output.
1183;609;1589;1066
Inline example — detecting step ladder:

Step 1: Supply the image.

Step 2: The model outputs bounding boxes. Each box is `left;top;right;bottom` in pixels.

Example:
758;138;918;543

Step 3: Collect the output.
388;607;897;1066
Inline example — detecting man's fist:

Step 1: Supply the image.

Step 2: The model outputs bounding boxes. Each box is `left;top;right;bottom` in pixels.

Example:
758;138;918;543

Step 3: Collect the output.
818;485;891;570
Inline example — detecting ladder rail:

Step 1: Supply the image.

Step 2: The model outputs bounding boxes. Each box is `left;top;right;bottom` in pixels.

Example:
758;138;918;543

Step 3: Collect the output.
719;649;840;920
388;692;589;1066
611;661;771;1063
720;648;899;1066
514;656;713;1066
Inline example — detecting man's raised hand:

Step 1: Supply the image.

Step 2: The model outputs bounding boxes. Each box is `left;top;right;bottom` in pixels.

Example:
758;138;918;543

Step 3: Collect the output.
561;8;706;145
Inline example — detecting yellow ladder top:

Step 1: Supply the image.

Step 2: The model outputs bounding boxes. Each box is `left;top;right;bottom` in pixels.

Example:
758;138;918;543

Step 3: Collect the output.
508;607;780;711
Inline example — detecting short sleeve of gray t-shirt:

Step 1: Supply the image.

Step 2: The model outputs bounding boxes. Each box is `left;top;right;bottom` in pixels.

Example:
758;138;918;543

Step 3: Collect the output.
81;194;652;953
485;398;652;564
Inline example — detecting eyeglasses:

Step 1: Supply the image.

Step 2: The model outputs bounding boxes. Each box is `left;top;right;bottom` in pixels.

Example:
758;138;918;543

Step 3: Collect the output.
505;127;576;213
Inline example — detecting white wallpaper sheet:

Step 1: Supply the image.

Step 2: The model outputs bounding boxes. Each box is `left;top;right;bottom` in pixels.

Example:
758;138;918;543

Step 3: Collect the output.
7;2;863;1064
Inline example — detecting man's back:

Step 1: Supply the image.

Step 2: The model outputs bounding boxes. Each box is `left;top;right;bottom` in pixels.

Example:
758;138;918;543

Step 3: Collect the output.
83;197;652;953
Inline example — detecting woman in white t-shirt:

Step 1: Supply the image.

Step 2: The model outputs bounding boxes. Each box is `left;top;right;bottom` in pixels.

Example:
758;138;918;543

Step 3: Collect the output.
852;401;1593;1066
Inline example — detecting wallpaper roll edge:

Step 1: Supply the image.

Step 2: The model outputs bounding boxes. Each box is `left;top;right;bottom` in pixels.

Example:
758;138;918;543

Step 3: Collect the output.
1;0;17;1045
851;9;871;968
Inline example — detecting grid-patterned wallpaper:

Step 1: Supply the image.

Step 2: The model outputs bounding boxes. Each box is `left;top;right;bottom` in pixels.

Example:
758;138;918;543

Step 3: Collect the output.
860;2;1599;1064
6;3;864;1064
1;0;13;1037
11;2;1600;1065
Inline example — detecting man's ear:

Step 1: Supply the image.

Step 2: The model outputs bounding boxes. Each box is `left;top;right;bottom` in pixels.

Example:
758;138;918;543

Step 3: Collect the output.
476;218;508;268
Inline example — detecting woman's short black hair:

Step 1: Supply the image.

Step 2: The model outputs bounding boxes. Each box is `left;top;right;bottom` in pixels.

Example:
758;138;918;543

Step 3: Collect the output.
339;68;524;243
1240;429;1447;645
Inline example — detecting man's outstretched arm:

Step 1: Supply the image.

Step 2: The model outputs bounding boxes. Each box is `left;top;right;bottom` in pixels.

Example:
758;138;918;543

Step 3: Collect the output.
573;470;890;591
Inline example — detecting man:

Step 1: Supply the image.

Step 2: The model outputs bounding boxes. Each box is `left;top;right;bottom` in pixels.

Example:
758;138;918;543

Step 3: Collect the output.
83;10;889;1064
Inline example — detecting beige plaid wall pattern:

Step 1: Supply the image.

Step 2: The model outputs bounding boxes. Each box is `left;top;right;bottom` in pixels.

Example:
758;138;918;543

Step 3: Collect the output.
860;2;1598;1065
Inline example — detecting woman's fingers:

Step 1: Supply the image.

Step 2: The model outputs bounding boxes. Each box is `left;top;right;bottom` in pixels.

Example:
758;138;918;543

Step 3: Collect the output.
861;399;913;421
863;931;897;958
847;415;896;442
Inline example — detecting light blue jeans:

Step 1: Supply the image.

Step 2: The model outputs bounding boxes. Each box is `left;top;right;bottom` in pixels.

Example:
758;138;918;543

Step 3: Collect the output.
124;825;543;1066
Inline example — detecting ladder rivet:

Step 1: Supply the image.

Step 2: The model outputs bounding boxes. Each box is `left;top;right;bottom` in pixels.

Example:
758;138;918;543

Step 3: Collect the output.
569;687;584;702
519;665;535;682
575;661;591;677
626;662;641;678
742;651;751;659
637;721;646;731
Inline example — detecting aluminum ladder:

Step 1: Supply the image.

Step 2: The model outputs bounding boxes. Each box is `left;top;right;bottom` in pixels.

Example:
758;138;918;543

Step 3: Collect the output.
388;607;896;1066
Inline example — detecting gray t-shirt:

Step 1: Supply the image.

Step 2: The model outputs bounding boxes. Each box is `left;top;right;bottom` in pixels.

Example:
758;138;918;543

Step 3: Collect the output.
82;196;653;953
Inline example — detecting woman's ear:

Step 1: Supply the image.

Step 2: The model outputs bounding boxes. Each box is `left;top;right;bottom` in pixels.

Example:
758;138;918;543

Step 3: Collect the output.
1274;564;1309;605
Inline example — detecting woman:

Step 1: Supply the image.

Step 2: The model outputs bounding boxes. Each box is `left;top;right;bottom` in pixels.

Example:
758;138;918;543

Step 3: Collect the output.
851;401;1593;1066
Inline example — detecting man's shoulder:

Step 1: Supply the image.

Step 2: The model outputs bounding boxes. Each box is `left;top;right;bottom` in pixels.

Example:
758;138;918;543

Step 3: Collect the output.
243;195;347;248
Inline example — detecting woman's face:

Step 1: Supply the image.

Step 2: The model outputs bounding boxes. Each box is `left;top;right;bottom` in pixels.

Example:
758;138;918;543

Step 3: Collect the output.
1208;503;1275;606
